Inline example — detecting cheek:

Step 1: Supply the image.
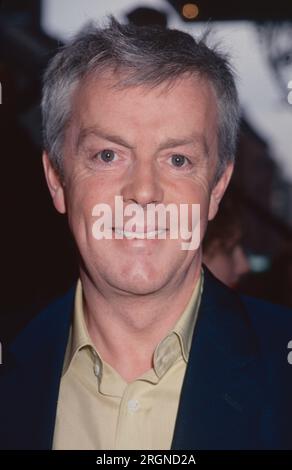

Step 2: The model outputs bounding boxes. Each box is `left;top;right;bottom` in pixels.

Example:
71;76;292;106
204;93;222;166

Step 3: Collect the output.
66;170;112;211
186;169;212;200
175;181;211;247
182;179;211;223
64;181;99;240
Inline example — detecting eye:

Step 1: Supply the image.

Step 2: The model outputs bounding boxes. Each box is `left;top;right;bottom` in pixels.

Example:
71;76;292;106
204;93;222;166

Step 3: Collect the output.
170;154;191;168
98;149;116;163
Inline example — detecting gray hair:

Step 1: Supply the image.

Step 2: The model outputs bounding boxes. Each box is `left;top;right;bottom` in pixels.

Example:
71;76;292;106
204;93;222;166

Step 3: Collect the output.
42;16;240;181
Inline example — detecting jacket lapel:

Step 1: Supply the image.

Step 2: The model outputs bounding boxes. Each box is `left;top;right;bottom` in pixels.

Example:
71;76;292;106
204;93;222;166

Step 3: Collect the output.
171;268;263;450
0;287;75;449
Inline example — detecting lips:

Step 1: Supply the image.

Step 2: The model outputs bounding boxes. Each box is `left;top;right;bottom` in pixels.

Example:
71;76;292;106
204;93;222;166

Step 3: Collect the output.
113;227;168;239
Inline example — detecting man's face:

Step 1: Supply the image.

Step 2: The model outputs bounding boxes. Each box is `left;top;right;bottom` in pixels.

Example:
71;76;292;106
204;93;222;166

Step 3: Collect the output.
44;71;232;295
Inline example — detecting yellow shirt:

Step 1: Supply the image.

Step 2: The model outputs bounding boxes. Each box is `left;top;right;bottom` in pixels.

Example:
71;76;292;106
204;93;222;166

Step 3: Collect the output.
53;272;203;450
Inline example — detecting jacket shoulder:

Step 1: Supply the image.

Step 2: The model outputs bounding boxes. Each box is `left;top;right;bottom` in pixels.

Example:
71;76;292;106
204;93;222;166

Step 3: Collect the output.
240;295;292;348
4;286;76;366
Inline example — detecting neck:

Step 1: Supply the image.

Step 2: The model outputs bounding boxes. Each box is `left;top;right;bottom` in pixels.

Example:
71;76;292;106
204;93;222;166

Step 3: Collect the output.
80;258;201;382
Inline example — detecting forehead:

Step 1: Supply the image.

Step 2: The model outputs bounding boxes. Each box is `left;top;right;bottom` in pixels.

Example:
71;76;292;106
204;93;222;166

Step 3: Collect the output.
69;70;218;147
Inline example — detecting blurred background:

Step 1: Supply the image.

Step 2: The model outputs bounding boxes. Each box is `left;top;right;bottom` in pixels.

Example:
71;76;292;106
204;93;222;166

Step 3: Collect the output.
0;0;292;342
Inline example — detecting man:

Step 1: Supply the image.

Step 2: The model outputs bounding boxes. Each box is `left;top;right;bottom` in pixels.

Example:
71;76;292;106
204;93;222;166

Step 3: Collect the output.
1;17;291;450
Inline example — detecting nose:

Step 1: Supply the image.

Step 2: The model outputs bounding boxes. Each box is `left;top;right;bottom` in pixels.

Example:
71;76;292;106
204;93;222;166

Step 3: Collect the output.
121;160;164;207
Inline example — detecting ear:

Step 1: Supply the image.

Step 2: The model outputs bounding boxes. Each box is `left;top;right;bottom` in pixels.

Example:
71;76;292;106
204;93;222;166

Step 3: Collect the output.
42;151;66;214
208;162;234;221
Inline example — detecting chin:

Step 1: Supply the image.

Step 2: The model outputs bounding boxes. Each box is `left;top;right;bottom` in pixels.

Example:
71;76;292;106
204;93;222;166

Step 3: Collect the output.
113;272;167;296
123;284;161;295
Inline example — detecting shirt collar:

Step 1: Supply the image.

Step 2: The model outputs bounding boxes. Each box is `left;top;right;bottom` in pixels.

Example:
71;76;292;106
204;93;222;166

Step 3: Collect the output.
153;270;203;377
62;279;93;376
63;270;204;379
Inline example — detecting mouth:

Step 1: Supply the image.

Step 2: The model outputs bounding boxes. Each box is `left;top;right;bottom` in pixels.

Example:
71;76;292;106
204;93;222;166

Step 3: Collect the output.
113;227;168;239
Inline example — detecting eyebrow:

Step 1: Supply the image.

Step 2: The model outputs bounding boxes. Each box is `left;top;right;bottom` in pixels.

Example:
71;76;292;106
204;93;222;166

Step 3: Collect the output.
77;126;209;156
77;126;135;150
157;136;209;156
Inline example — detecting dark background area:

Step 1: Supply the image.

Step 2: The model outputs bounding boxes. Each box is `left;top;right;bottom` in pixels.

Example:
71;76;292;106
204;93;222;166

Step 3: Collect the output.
0;0;292;343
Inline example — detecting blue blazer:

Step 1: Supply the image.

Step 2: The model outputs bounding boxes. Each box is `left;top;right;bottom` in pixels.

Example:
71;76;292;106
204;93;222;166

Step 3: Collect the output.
1;268;292;449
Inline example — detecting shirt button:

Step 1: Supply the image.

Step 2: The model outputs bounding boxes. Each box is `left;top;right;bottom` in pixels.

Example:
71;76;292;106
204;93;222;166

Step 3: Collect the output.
127;399;140;412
